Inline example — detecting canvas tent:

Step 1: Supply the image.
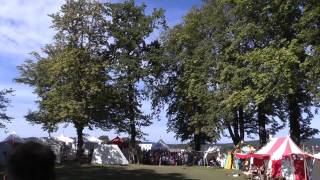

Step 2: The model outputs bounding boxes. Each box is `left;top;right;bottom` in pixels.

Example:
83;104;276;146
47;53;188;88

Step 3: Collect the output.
151;140;169;151
54;135;77;161
91;144;129;165
84;136;102;152
139;143;153;151
236;136;311;180
204;146;221;166
108;136;129;149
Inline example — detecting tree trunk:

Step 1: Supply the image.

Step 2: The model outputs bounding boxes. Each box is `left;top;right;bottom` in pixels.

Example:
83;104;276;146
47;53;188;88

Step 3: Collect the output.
75;124;84;161
288;93;301;145
257;104;267;146
238;106;245;141
227;110;241;146
194;132;201;151
128;82;137;163
232;109;240;145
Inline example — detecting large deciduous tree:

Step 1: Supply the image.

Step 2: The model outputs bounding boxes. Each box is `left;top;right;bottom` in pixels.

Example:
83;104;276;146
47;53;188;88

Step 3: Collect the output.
16;0;116;159
105;0;165;153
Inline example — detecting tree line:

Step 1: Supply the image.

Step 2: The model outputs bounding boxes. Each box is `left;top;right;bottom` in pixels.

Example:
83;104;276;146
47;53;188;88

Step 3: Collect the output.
0;0;316;159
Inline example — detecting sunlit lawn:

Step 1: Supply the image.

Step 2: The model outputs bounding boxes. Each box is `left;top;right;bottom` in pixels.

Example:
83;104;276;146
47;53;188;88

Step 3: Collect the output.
56;164;247;180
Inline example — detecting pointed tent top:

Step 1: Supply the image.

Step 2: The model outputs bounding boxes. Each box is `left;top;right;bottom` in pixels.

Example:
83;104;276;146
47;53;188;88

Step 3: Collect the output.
3;133;25;144
151;139;169;151
236;136;311;160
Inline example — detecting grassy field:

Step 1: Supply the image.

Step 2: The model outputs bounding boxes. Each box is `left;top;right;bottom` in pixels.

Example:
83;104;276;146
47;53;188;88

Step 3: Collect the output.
56;164;247;180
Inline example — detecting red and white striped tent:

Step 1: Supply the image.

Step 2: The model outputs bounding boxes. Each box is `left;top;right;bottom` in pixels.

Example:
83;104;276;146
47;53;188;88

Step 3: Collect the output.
236;136;311;160
236;136;312;180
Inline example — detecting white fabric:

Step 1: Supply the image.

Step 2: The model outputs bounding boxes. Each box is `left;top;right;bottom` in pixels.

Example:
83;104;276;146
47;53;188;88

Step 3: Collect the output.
91;144;129;165
139;143;153;151
204;146;220;166
256;137;278;155
87;136;102;144
255;136;306;160
151;140;169;151
55;134;74;144
314;153;320;159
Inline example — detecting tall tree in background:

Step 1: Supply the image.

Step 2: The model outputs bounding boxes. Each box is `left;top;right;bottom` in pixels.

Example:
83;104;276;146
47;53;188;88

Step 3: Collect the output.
0;89;13;128
16;0;117;159
154;0;319;146
105;0;165;154
148;9;223;150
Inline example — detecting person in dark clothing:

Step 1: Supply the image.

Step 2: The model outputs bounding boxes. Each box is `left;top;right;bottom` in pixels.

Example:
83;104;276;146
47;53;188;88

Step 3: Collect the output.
4;142;56;180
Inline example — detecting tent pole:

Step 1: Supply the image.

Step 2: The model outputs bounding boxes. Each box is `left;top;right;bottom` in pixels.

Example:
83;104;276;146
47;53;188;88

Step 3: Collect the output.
291;156;295;180
303;154;307;180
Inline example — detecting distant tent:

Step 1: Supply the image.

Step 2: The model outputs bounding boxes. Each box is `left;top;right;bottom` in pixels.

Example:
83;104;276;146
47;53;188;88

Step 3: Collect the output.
55;134;74;145
108;136;129;149
87;136;102;144
91;144;129;165
54;135;77;161
3;133;25;144
151;140;169;151
84;136;102;152
204;146;220;166
139;143;153;151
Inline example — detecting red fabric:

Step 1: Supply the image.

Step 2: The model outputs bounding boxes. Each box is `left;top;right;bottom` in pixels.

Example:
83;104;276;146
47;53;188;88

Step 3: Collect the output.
294;160;306;180
267;137;286;155
235;153;269;160
253;158;264;167
108;136;129;148
271;160;282;178
235;153;251;159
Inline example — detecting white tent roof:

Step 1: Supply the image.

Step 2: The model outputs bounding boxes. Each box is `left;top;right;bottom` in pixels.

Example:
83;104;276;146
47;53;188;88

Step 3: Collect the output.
204;146;220;160
151;140;169;151
91;144;129;165
86;136;102;144
55;134;74;144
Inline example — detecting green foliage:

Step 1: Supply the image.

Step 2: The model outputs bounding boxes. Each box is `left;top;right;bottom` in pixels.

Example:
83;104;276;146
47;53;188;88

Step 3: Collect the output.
0;89;13;128
105;0;166;145
151;0;320;146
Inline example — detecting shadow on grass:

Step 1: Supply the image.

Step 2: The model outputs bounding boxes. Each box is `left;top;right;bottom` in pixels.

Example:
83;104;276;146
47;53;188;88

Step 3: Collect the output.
57;165;197;180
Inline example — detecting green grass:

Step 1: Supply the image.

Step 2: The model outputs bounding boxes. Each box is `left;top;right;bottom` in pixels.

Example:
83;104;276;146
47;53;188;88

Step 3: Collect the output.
56;164;247;180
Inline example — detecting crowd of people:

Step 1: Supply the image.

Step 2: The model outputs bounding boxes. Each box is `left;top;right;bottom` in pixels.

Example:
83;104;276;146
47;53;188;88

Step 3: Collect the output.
140;150;210;166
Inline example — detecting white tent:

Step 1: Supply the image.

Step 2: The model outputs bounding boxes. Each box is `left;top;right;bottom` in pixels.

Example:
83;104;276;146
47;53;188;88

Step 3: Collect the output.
55;134;74;144
151;140;169;151
91;144;129;165
84;136;102;154
204;146;221;166
54;135;77;161
139;143;153;151
87;136;102;144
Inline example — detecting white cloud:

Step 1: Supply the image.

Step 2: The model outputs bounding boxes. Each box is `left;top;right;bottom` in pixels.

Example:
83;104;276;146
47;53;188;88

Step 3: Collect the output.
0;0;64;56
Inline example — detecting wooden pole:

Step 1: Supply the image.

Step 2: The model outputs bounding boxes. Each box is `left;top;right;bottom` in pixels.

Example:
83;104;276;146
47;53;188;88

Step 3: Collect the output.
303;154;307;180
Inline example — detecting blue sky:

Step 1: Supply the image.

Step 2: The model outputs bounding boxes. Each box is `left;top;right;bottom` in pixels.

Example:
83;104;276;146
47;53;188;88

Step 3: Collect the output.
0;0;319;144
